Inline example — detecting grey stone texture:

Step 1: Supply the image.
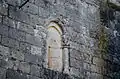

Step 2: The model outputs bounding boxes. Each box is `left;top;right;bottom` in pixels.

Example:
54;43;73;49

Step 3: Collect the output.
0;0;119;79
100;0;120;79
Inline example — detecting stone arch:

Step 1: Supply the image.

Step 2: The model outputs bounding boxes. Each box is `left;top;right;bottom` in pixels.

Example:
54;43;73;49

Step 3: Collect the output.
46;22;63;71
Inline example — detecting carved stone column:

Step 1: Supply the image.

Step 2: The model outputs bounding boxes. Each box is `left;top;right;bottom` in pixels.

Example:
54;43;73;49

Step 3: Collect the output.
62;44;70;74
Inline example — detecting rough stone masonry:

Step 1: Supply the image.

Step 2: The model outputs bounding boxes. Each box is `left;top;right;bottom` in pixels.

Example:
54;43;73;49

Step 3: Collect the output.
0;0;120;79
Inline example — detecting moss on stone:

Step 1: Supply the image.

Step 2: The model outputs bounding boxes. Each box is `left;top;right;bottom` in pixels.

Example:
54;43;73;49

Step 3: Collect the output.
98;26;108;54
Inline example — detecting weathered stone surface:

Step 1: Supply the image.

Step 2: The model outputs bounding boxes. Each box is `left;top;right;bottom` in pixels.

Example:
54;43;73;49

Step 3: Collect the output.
18;22;34;34
0;70;6;79
0;45;9;56
70;49;83;61
83;53;92;63
6;69;28;79
1;36;19;49
0;3;8;15
6;59;14;69
0;59;7;68
26;33;43;47
21;2;39;15
24;53;38;64
92;57;104;67
6;0;21;6
29;75;41;79
31;46;42;56
19;42;27;52
90;73;103;79
110;0;120;6
3;17;16;28
0;24;8;36
13;61;20;71
83;63;91;71
70;67;84;78
0;0;117;79
10;49;24;61
0;67;6;79
18;62;30;73
30;65;40;77
70;57;83;69
91;64;102;74
39;7;50;18
0;35;1;43
26;33;34;44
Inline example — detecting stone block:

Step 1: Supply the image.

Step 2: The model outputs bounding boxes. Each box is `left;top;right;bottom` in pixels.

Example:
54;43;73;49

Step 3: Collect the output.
70;67;83;78
92;57;104;67
18;62;30;73
83;63;91;71
9;27;25;42
0;58;13;69
0;67;6;75
70;57;83;69
25;43;32;53
25;53;38;64
18;22;34;35
39;7;50;18
34;36;43;47
84;71;91;79
13;60;19;70
6;59;14;69
19;42;32;53
22;2;39;15
17;30;26;42
33;0;47;8
83;53;92;63
70;49;83;61
8;27;18;39
6;69;28;79
69;41;80;51
26;33;43;47
2;36;19;49
29;14;41;26
0;71;6;79
3;16;16;28
31;46;42;56
1;36;9;46
9;6;30;24
19;42;27;52
0;24;8;36
26;33;35;44
0;4;8;15
10;49;24;61
90;73;103;79
6;0;21;6
10;39;19;50
91;64;102;74
0;45;9;56
30;65;40;77
0;59;7;68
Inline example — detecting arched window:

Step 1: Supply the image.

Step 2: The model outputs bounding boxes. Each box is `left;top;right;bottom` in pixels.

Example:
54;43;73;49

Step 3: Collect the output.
47;22;63;71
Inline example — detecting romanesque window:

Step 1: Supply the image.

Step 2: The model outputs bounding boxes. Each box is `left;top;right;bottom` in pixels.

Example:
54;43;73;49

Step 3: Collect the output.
47;22;63;71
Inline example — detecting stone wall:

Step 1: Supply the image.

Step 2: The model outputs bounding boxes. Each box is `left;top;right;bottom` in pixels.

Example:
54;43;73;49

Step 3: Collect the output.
0;0;108;79
100;0;120;79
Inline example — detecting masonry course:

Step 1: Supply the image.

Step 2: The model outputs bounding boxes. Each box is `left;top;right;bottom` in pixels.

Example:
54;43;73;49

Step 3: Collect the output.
0;0;120;79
